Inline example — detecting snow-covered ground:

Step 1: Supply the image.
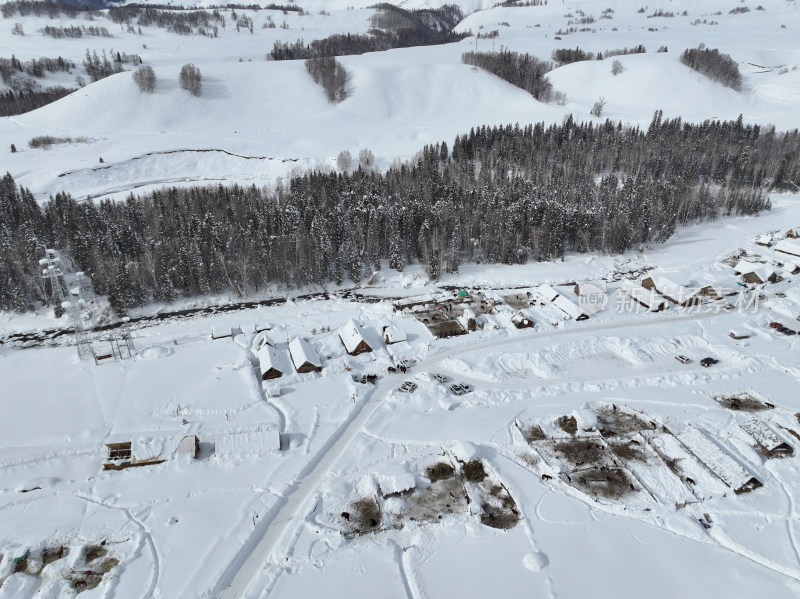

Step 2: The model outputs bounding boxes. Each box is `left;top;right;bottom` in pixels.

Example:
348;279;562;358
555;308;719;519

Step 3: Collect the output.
3;1;800;598
2;0;800;200
2;194;800;598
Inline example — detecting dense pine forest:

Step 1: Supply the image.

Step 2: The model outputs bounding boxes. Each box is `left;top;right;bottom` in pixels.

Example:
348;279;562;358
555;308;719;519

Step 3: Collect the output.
2;113;799;315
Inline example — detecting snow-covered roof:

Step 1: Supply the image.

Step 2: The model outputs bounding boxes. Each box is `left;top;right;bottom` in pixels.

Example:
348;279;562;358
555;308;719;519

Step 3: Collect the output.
677;425;759;492
575;281;607;295
215;425;280;457
552;294;585;319
618;281;667;311
732;260;760;275
536;284;559;303
339;319;370;354
740;419;787;453
645;274;700;303
753;266;777;282
257;344;291;377
774;238;800;258
755;234;773;246
383;324;407;344
107;432;187;463
288;337;321;370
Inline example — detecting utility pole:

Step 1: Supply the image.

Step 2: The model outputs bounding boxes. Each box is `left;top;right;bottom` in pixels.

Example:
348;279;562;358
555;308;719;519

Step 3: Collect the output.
40;249;95;361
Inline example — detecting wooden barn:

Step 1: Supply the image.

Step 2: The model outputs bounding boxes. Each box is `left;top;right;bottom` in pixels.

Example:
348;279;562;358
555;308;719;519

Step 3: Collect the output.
339;320;373;356
288;337;322;373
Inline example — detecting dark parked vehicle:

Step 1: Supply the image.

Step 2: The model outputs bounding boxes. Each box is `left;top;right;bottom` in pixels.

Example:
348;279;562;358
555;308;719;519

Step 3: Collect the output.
700;357;719;367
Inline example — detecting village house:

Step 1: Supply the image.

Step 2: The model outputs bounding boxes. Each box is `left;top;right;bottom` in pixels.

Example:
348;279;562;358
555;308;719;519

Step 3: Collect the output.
257;343;291;380
754;234;773;247
339;320;373;355
618;281;668;312
641;274;701;306
774;238;800;259
288;337;322;373
536;284;589;320
732;260;778;284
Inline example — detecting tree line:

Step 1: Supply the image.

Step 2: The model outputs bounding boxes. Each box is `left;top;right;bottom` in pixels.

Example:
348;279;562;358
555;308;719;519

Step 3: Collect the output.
42;24;111;38
462;49;555;101
269;4;468;60
304;56;347;102
552;45;647;65
2;113;797;314
0;54;76;115
680;46;742;91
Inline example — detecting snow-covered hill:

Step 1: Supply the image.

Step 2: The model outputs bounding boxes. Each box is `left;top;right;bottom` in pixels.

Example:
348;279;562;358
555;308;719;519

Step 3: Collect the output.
2;1;800;200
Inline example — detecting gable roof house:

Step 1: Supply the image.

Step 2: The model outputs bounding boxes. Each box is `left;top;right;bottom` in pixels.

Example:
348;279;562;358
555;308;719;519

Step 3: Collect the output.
257;344;291;380
618;281;668;312
732;260;778;284
288;337;322;373
641;274;700;306
774;238;800;259
339;320;373;356
755;234;773;247
536;284;589;320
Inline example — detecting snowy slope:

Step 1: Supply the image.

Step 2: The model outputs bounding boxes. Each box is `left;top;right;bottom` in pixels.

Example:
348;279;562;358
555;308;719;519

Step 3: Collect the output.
2;1;800;200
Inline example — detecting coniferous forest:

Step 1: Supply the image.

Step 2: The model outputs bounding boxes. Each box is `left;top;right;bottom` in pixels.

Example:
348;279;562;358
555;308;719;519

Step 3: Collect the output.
2;113;799;315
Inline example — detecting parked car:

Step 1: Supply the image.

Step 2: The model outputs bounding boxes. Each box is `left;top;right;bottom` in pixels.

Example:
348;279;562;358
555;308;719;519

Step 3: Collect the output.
769;322;783;329
777;326;790;333
775;292;787;298
700;357;719;367
450;383;473;395
675;355;691;364
433;373;449;383
782;328;797;336
398;381;417;393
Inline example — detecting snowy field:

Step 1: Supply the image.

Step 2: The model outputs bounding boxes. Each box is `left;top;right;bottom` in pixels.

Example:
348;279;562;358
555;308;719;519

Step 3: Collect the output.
3;0;800;598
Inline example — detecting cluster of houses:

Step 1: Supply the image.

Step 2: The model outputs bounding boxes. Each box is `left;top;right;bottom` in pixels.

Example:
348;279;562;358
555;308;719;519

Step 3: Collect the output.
258;335;324;380
255;319;409;381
